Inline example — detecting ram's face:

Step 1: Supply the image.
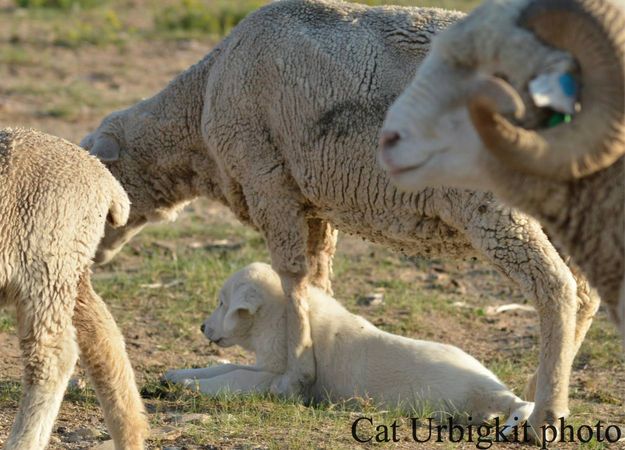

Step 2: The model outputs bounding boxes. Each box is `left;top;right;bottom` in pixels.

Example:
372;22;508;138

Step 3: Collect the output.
380;0;625;186
379;54;489;192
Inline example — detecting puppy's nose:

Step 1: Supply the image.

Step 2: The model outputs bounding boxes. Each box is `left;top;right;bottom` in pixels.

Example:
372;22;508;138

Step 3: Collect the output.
200;323;205;333
379;130;401;151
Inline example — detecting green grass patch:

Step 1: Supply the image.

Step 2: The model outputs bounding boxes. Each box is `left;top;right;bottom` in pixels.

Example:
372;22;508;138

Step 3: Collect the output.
0;311;15;333
14;0;102;9
52;9;125;48
154;0;264;38
0;380;21;407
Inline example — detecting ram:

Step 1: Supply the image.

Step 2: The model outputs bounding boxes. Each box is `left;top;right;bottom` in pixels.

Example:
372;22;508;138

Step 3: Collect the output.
379;0;624;330
0;128;147;450
83;0;595;430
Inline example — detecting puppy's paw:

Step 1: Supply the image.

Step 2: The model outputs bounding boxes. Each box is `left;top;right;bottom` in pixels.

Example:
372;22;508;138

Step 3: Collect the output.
269;372;310;398
162;370;184;383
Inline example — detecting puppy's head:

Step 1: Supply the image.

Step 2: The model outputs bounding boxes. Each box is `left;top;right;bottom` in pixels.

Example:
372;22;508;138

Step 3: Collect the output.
202;262;284;348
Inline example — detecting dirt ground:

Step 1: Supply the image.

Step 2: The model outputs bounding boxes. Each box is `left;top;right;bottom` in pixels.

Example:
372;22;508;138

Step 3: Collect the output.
0;1;623;449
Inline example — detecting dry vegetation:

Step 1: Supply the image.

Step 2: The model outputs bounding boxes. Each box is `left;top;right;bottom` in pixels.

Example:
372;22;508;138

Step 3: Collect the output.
0;0;622;449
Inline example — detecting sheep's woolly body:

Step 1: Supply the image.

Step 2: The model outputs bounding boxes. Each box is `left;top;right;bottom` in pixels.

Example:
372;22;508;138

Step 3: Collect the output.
0;129;128;288
488;157;624;317
0;128;146;450
84;0;597;430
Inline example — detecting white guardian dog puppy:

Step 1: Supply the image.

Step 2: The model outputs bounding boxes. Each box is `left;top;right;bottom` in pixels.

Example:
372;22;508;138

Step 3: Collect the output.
166;263;532;425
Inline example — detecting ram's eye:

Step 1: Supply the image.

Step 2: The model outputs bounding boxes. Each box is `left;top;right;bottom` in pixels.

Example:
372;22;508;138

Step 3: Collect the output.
218;298;224;307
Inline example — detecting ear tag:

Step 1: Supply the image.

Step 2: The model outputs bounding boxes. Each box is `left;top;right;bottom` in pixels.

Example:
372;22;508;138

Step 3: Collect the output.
547;112;573;128
529;72;580;116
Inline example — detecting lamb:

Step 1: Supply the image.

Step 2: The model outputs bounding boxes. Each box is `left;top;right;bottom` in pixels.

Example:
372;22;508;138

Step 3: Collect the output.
165;262;534;428
378;0;624;328
0;128;147;450
81;0;597;431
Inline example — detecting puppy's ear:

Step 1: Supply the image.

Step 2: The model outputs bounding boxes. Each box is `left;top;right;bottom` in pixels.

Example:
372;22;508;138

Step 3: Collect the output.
223;285;261;334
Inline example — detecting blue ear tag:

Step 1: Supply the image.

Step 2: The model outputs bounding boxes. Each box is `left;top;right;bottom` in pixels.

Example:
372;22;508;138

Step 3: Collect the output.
558;73;577;98
529;72;579;116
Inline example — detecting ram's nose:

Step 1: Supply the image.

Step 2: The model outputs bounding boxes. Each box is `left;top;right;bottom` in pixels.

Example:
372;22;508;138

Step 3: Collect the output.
200;323;205;333
378;130;402;169
379;130;401;151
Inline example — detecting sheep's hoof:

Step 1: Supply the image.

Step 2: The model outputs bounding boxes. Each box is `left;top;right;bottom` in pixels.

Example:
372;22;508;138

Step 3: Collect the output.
525;408;569;446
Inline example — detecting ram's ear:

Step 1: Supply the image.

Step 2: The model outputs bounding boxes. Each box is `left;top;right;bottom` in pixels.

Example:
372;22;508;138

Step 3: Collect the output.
222;285;262;334
89;135;120;162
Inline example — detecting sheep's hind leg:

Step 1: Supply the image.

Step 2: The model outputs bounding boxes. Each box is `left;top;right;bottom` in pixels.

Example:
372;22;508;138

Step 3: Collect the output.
6;282;78;450
74;271;147;450
458;207;577;440
306;218;338;295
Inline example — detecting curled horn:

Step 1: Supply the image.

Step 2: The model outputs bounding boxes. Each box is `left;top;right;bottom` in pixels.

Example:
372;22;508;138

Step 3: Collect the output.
468;0;625;179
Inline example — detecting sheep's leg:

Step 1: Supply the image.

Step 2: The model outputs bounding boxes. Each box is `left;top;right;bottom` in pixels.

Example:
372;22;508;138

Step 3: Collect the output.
524;265;600;400
456;207;577;437
306;218;338;295
74;272;147;450
241;180;314;397
6;283;78;450
269;269;314;397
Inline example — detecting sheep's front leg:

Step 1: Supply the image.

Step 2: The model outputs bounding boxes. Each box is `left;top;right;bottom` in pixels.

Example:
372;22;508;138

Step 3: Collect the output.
270;268;314;397
307;218;338;295
524;266;600;401
456;205;577;440
242;183;315;397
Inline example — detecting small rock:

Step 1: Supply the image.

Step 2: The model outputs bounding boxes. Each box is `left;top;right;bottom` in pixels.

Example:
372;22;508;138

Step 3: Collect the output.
168;413;211;425
485;303;536;315
62;426;102;443
90;440;116;450
357;291;384;307
163;447;182;450
605;426;625;442
452;301;471;309
150;425;182;441
450;279;467;295
49;435;62;444
56;426;68;434
426;272;449;283
68;377;87;390
144;402;158;413
188;239;243;251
